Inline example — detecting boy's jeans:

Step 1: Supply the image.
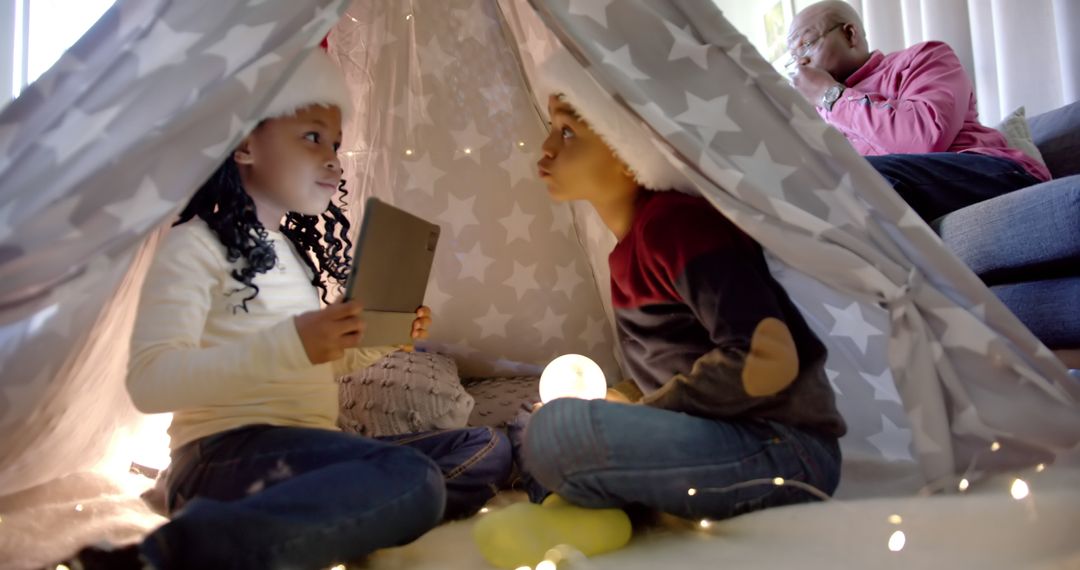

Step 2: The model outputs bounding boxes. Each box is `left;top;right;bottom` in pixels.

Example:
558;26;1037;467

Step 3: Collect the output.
142;424;511;569
520;398;841;520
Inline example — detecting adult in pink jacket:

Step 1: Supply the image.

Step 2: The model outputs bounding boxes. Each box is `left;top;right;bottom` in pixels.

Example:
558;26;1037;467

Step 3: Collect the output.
788;1;1049;222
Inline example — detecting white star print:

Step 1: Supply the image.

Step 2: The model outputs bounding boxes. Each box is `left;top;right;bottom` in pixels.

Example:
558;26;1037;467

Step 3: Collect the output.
825;368;842;395
480;80;516;117
729;143;798;195
390;91;434;126
46;104;124;163
582;315;608;352
554;261;585;298
104;177;174;234
595;44;650;80
475;304;513;338
505;261;538;301
402;152;446;195
825;301;884;354
523;21;554;62
135;20;202;76
569;0;613;27
552;204;577;240
811;173;860;229
450;121;491;161
452;6;495;43
500;149;537;188
202;114;248;159
235;52;283;93
698;150;745;191
440;194;480;238
536;308;567;345
419;35;455;77
932;307;996;353
861;369;901;404
203;22;277;76
664;21;709;70
455;242;495;280
500;203;534;244
867;415;914;462
674;93;740;144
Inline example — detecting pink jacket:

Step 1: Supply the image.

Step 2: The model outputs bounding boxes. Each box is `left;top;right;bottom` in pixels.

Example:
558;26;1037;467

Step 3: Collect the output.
819;41;1050;182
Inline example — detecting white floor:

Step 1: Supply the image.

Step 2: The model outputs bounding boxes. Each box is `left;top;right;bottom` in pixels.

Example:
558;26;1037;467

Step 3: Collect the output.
3;463;1078;570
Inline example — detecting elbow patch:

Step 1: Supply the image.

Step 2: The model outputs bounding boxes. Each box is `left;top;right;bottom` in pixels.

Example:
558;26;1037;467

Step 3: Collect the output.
741;317;799;397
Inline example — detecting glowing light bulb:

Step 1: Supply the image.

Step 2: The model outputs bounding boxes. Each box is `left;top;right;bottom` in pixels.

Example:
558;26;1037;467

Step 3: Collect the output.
699;519;711;528
539;355;607;403
517;141;526;147
330;565;346;570
536;561;556;570
479;507;489;514
990;441;1001;452
463;147;472;155
888;530;906;552
514;566;531;570
56;565;71;570
405;13;413;21
687;488;697;496
772;477;785;486
1036;463;1046;472
888;514;903;525
74;504;83;512
958;478;970;492
1010;478;1029;500
405;148;413;156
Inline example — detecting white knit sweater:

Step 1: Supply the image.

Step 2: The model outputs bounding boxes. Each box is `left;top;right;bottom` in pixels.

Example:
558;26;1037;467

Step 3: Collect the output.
128;219;392;450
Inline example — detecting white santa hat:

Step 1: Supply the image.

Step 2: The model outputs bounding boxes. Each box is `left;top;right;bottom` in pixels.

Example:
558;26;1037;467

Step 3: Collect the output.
262;48;353;120
536;50;691;192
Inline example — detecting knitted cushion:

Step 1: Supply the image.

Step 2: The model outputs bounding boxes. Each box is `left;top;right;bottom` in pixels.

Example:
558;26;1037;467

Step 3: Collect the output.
338;351;474;437
462;377;542;428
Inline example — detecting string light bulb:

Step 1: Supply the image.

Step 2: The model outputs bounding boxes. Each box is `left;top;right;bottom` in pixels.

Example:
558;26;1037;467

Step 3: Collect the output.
888;530;906;552
463;147;472;154
699;519;711;528
536;561;556;570
990;441;1001;452
405;13;413;21
1010;478;1029;500
514;566;531;570
330;565;346;570
479;507;489;514
888;514;903;525
74;504;84;512
56;565;71;570
517;141;526;147
772;477;785;486
1036;463;1046;472
404;148;413;156
958;478;970;492
687;488;697;496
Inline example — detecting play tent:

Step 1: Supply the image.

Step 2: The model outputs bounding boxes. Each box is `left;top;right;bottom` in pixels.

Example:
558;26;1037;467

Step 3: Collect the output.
0;0;1078;567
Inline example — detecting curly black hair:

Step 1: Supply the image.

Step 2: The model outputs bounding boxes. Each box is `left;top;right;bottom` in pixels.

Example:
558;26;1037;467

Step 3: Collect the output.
175;155;353;312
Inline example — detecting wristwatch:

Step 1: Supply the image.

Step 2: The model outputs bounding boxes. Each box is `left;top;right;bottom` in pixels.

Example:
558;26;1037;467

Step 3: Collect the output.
821;84;845;111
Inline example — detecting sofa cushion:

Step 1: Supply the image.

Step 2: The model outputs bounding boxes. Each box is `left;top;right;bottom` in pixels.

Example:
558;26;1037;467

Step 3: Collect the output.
1028;100;1080;179
934;175;1080;284
991;278;1080;349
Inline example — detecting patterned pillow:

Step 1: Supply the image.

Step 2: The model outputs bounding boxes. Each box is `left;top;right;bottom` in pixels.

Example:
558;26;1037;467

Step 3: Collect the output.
338;351;474;437
462;377;541;428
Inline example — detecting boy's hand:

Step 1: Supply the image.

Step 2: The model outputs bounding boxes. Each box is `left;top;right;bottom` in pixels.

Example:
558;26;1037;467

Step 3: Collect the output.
294;299;365;364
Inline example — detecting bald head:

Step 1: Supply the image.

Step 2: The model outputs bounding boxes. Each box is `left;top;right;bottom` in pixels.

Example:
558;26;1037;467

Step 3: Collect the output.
788;0;870;82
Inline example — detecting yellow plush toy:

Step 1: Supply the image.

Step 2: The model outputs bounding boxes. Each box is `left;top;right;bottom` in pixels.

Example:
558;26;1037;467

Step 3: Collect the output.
473;494;632;569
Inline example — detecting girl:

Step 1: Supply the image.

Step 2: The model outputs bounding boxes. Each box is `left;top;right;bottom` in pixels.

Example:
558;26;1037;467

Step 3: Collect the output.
474;74;844;567
64;49;511;570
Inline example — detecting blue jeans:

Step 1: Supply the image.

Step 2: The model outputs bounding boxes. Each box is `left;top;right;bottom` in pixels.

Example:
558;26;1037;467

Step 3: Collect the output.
521;399;841;521
867;152;1041;222
143;424;511;569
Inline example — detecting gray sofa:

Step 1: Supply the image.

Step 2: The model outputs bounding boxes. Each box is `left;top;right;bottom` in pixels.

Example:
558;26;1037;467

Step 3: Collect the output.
934;100;1080;353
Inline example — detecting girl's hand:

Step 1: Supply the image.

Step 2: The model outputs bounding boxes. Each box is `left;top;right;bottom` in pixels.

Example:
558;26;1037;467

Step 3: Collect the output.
412;306;432;340
294;299;365;364
397;306;433;353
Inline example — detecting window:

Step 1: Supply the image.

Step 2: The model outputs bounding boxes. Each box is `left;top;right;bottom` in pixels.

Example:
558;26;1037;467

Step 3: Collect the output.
4;0;116;100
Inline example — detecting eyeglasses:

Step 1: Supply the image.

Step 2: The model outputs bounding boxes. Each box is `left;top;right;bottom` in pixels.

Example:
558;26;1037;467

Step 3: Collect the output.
785;23;845;69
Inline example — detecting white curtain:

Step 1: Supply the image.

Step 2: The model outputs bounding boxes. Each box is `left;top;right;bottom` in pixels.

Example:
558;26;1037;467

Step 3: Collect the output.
842;0;1079;125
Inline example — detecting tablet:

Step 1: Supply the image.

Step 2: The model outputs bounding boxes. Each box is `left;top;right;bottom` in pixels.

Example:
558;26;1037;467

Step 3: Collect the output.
344;198;441;347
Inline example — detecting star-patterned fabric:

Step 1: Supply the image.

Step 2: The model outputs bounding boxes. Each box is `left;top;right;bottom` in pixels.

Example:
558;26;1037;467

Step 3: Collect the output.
503;0;1080;491
0;0;1077;502
327;0;619;380
0;0;351;494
